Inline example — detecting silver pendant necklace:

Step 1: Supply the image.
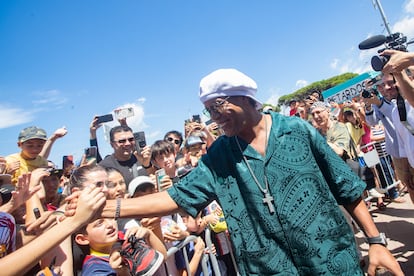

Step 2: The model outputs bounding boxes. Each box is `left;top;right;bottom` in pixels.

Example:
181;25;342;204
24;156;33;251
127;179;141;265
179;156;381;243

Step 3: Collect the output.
235;115;275;214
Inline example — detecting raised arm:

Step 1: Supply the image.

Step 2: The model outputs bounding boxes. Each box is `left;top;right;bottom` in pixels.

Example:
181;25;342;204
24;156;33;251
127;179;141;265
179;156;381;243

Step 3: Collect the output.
0;185;106;276
40;127;68;159
393;70;414;107
102;190;180;219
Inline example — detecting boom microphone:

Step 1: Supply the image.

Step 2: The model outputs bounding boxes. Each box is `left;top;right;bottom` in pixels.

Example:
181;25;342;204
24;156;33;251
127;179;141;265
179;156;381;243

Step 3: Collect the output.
358;35;387;50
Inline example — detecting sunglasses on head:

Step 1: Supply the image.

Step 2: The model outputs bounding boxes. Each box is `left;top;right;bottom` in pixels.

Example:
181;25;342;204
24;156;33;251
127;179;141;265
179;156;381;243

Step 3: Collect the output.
166;137;181;145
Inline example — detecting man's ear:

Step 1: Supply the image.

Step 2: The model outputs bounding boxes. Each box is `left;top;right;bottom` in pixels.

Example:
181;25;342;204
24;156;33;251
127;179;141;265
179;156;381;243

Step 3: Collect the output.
75;233;90;246
109;141;116;149
17;142;23;148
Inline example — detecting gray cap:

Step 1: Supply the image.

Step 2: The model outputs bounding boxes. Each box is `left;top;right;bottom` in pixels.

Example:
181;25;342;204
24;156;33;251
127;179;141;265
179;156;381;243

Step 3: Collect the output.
184;135;205;148
18;126;47;143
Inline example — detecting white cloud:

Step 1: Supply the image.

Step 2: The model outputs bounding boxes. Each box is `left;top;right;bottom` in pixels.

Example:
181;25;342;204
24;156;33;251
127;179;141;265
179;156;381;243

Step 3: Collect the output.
265;94;279;106
330;2;414;75
330;58;339;69
101;102;148;142
32;89;68;108
137;97;146;104
405;0;414;13
118;103;147;132
295;79;308;88
393;16;414;41
0;105;34;128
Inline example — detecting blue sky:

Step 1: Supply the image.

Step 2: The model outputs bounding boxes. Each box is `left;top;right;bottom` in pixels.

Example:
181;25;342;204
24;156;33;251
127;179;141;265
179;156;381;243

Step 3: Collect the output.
1;0;413;167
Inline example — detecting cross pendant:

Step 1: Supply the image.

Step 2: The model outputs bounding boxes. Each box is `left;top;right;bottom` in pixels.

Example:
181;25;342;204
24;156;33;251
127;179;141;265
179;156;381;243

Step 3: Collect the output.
262;192;275;214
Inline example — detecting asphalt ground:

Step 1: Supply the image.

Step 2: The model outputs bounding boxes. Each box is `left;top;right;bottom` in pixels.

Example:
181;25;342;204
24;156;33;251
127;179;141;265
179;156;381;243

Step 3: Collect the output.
355;192;414;275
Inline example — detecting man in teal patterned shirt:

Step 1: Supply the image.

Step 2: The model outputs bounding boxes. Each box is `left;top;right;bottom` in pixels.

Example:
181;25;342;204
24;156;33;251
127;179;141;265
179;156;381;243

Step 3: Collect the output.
100;68;402;275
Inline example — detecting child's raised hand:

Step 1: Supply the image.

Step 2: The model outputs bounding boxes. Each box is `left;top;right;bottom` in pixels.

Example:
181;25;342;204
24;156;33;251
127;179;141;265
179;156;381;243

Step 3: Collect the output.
72;185;106;225
11;173;41;206
25;210;55;234
124;226;150;241
202;214;219;225
163;225;188;242
194;236;206;254
6;160;20;174
109;250;129;276
159;175;173;191
140;217;161;230
204;242;216;255
63;190;80;217
29;168;49;187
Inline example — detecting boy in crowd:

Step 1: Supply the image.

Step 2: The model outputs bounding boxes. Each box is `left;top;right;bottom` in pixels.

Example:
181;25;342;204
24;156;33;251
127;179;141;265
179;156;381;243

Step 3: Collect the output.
75;218;166;276
5;126;49;185
5;126;67;185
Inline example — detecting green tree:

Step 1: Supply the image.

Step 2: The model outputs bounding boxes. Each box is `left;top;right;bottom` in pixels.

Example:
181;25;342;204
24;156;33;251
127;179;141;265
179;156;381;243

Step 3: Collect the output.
277;72;358;106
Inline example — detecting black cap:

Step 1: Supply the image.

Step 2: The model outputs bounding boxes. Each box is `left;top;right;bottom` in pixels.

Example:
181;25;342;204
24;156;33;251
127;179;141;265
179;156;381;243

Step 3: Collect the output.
0;184;15;204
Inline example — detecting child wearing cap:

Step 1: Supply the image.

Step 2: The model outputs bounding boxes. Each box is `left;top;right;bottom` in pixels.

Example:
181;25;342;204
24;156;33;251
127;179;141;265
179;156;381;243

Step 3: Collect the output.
5;126;49;185
176;135;206;169
5;126;67;185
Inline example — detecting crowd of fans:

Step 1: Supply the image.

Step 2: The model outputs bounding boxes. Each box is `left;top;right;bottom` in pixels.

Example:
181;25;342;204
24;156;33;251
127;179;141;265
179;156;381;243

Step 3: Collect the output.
0;49;413;275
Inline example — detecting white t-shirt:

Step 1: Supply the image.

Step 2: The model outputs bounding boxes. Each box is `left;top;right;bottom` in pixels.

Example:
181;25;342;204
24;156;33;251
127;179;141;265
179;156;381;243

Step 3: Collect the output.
392;99;414;167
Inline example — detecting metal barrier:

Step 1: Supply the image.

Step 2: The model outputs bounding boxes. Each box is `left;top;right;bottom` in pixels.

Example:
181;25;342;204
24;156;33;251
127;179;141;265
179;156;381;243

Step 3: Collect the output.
361;141;400;202
166;228;240;276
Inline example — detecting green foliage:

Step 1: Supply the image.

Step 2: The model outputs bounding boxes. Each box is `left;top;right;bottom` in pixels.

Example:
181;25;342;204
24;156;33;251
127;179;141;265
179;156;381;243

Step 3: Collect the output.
277;72;358;106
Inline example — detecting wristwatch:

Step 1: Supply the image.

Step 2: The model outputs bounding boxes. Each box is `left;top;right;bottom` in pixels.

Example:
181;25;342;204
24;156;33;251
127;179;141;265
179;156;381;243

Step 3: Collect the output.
366;232;388;246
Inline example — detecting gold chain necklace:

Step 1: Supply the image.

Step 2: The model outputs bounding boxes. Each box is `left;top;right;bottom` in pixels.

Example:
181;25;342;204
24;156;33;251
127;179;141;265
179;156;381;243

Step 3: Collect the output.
235;115;275;214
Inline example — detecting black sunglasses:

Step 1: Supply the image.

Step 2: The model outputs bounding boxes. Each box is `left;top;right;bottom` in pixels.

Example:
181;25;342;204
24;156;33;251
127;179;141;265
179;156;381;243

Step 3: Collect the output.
113;137;135;144
166;137;181;145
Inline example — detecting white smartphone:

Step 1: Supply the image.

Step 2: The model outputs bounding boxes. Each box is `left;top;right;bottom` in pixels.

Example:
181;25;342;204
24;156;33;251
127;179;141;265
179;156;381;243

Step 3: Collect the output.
114;107;134;120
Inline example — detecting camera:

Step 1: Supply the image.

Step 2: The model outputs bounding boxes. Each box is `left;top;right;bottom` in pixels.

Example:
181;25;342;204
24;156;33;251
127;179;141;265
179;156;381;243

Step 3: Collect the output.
362;89;373;98
362;76;382;98
359;32;412;71
192;114;201;123
362;87;380;98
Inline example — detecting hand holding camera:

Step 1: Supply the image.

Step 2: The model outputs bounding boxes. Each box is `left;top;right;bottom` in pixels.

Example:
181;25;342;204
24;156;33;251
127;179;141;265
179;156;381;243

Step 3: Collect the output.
381;49;414;73
359;32;414;71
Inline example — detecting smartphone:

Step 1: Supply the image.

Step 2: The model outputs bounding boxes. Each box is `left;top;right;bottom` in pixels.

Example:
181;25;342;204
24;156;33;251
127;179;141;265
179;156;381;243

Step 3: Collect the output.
192;114;201;123
62;155;74;177
62;155;73;169
133;131;146;149
114;107;134;120
155;168;166;192
84;146;98;159
33;207;41;219
96;114;114;124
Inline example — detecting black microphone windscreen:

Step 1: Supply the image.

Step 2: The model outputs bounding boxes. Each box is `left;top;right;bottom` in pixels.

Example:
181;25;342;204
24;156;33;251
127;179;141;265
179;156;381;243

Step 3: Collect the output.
358;35;387;50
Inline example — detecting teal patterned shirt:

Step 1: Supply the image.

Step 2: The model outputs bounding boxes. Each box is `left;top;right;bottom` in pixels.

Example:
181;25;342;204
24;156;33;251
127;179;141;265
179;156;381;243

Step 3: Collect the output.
168;112;365;275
